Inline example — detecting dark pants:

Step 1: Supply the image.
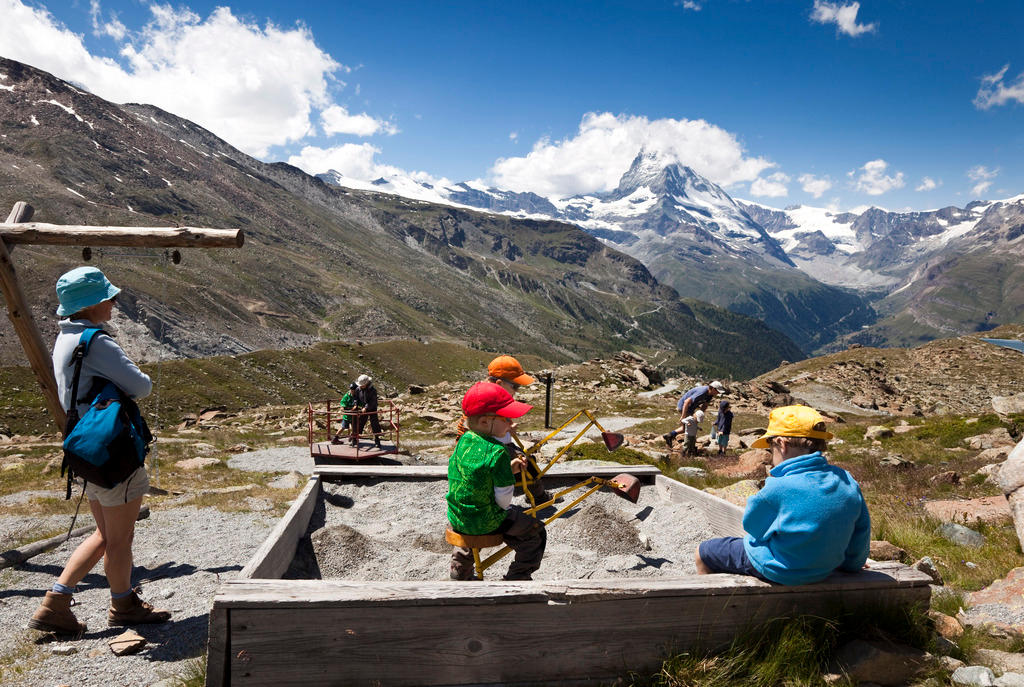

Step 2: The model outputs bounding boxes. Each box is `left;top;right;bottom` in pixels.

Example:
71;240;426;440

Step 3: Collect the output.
353;411;382;444
450;506;546;581
698;537;771;581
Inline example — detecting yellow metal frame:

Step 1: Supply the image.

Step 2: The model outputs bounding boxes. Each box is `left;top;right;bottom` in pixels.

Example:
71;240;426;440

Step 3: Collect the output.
514;408;616;509
467;409;627;579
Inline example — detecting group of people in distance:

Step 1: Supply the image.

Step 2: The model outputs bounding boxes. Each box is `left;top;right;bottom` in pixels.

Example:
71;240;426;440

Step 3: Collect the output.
663;380;732;457
30;266;870;640
334;374;382;448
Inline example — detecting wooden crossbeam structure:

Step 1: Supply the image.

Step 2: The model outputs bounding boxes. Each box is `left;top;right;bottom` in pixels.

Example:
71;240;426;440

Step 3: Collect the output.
0;200;244;433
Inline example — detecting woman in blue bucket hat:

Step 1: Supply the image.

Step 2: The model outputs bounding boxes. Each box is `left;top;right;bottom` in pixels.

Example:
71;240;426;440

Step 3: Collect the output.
29;267;171;636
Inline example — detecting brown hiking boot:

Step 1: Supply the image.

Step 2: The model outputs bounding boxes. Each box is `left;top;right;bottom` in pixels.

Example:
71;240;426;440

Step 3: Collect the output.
28;591;87;635
108;590;171;626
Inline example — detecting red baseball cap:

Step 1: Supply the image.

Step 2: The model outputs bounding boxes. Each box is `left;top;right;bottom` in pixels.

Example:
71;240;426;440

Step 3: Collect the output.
461;381;533;418
487;355;535;385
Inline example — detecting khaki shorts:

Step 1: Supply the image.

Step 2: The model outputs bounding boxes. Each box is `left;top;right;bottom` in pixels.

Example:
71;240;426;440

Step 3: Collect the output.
85;466;149;507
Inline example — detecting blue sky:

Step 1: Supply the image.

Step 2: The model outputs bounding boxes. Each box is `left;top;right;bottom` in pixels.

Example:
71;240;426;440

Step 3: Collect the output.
2;0;1023;210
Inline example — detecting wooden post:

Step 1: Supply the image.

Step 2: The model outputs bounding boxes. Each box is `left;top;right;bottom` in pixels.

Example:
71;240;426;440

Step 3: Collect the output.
0;201;244;434
0;203;67;431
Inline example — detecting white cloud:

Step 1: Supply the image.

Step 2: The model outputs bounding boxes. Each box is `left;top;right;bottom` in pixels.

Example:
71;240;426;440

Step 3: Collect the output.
810;1;877;37
288;143;384;179
750;172;790;197
89;0;126;41
509;131;518;142
974;64;1024;109
915;177;940;192
676;1;703;10
797;173;832;198
321;105;397;137
0;1;385;158
490;112;774;197
967;165;998;197
287;143;450;190
850;159;904;195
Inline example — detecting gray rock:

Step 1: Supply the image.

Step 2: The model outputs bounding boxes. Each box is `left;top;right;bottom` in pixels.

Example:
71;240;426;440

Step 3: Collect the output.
996;673;1024;687
993;394;1024;416
879;454;915;470
50;643;78;655
675;466;707;479
829;638;931;686
268;471;306;489
997;439;1024;494
953;666;996;686
937;522;987;548
976;649;1024;676
109;629;147;656
913;556;944;585
865;425;895;441
966;428;1017;450
175;456;221;470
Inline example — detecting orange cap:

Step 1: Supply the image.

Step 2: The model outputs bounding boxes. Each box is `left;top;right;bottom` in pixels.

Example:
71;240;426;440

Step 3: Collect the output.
487;355;535;385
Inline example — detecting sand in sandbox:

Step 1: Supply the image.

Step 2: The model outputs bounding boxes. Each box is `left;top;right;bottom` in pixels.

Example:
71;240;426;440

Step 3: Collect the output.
287;475;717;581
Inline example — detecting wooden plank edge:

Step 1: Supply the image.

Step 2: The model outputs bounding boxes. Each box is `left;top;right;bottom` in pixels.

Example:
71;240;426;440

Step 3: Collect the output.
238;476;320;579
203;605;229;687
213;564;932;609
655;474;744;537
313;464;662;479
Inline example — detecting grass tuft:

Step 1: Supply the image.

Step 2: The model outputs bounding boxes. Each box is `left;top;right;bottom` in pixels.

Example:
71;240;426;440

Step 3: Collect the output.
630;603;931;686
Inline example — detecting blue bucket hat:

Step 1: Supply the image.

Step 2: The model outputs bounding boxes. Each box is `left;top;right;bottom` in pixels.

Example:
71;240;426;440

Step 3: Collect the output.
55;266;121;317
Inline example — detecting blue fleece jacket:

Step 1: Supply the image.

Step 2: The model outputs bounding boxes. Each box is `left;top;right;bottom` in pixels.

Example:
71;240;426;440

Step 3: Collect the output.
742;452;870;585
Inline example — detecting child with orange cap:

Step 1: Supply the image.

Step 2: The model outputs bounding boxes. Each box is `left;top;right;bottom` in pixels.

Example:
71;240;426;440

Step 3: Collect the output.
455;355;549;503
695;405;870;585
447;382;546;581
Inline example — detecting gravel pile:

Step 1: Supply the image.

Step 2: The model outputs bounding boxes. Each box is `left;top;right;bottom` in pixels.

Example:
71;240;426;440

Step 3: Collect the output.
0;506;275;686
288;468;715;581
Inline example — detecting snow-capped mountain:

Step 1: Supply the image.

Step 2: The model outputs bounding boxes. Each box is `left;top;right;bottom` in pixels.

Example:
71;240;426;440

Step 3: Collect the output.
317;153;877;353
739;195;1024;290
317;155;1023;353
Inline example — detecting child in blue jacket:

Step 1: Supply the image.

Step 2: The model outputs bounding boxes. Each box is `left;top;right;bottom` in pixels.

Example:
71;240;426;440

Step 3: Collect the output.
695;405;870;585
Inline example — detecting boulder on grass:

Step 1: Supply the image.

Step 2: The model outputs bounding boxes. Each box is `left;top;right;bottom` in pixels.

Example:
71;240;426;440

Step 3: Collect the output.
865;425;895;441
937;523;986;548
869;540;908;562
923;496;1012;525
715;449;771;479
829;639;932;686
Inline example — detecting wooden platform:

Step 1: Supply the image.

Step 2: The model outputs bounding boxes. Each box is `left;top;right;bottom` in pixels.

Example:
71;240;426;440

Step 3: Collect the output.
206;468;932;687
310;440;398;463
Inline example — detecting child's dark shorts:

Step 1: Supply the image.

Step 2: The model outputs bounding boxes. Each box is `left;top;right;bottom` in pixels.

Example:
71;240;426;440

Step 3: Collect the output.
698;536;770;581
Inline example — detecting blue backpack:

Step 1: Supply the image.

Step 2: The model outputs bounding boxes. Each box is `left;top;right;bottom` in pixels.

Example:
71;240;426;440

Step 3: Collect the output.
61;328;152;499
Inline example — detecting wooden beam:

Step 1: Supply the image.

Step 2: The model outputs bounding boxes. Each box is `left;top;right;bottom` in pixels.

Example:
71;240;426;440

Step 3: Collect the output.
0;222;244;248
239;477;320;580
0;204;66;431
655;475;745;538
205;606;230;687
313;464;662;480
215;568;931;686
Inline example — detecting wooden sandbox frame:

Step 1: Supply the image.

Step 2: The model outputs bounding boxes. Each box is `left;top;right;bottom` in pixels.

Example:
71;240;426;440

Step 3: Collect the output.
206;465;932;686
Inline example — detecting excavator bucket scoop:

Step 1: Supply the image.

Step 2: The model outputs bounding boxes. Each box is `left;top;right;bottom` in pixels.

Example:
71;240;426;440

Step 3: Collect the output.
601;432;625;452
608;473;641;503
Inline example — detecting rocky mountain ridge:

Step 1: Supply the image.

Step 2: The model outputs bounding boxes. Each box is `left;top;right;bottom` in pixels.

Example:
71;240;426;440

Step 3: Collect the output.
0;57;799;378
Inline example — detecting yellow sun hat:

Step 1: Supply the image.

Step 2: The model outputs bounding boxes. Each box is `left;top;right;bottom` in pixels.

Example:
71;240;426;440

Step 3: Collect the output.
750;405;833;449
